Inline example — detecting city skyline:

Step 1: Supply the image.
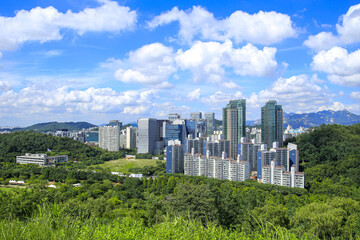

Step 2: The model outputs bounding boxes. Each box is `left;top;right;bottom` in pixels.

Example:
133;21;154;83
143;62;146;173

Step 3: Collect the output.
1;0;360;126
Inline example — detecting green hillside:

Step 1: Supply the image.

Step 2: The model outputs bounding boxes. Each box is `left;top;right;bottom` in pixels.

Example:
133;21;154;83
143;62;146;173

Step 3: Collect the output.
0;131;124;164
0;124;360;239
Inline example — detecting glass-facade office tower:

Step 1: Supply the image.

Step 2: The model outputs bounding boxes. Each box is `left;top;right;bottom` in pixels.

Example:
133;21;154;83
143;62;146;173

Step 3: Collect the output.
205;112;215;135
166;144;184;173
137;118;157;154
261;100;283;148
222;99;246;159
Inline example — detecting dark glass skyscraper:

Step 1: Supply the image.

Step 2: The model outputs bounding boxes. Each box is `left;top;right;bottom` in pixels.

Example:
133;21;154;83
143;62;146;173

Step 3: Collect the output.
261;100;283;147
222;99;246;159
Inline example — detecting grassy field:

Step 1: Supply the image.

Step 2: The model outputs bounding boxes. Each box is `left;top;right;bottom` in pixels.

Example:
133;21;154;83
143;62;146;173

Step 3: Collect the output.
0;185;25;192
94;158;163;173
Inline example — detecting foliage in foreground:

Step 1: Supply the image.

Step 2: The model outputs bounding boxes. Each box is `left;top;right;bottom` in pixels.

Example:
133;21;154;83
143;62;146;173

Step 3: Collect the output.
0;204;303;240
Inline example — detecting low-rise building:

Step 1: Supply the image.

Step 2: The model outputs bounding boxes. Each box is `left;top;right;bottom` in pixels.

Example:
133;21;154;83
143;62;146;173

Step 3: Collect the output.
16;153;68;166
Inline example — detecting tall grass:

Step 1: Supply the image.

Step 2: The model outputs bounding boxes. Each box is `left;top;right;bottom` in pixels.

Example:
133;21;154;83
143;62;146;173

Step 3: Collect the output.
0;204;305;240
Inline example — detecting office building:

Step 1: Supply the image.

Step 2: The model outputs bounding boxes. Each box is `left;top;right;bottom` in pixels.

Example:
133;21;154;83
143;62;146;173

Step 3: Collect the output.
205;112;215;135
85;131;99;144
16;153;68;166
165;121;186;146
190;112;202;120
223;99;246;159
137;118;157;154
261;100;283;148
166;144;184;173
288;143;299;172
99;125;120;151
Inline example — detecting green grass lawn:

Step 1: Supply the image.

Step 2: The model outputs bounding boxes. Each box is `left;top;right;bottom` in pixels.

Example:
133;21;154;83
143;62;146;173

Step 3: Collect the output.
0;185;25;192
93;158;163;173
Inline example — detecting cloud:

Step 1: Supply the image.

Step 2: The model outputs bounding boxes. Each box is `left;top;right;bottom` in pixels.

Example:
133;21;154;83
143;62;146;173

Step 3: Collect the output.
0;0;137;51
114;42;175;88
36;50;63;57
311;47;360;86
350;92;360;100
304;4;360;51
152;102;190;118
303;32;340;52
187;88;201;100
175;40;278;83
337;4;360;44
247;75;339;113
0;86;157;115
318;102;346;111
201;91;243;108
223;81;241;89
0;81;12;91
113;40;278;87
148;6;296;45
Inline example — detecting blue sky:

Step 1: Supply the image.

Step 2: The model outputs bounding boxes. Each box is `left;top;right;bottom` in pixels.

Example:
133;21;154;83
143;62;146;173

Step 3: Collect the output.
0;0;359;126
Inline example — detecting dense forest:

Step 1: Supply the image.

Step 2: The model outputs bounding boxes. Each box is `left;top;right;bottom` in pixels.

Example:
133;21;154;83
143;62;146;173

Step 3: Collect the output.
0;124;360;239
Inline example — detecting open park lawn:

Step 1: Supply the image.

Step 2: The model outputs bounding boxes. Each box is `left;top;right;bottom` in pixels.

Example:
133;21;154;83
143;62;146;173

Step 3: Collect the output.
94;158;163;173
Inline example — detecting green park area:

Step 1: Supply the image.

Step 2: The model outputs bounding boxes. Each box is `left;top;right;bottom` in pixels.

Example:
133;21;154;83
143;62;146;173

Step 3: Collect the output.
93;158;163;173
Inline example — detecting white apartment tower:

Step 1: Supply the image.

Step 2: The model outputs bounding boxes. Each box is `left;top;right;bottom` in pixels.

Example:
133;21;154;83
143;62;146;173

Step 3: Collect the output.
99;126;120;151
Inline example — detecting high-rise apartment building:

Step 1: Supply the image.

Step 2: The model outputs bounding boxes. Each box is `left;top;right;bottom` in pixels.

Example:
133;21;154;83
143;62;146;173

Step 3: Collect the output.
99;125;120;151
205;112;215;135
126;126;137;149
222;99;246;159
261;100;283;147
137;118;157;154
184;153;250;181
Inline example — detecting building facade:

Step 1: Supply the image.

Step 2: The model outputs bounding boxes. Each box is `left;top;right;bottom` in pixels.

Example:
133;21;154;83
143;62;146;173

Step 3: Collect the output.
16;153;68;166
99;125;120;151
261;100;283;147
222;99;246;159
137;118;157;154
166;144;184;173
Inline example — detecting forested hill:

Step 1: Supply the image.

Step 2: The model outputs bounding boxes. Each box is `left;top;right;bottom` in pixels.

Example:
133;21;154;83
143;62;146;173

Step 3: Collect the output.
0;131;122;164
18;121;96;132
286;123;360;195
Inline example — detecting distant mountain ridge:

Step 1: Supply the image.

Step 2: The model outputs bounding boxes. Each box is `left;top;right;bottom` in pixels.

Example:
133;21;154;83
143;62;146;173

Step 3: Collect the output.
284;110;360;128
17;121;96;132
246;109;360;128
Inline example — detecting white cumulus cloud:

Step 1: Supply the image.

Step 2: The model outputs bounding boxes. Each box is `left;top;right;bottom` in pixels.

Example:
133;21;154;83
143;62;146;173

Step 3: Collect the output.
304;4;360;51
176;40;278;83
113;40;278;87
0;0;137;51
303;32;340;52
187;88;201;101
247;75;339;113
148;6;296;45
311;47;360;86
0;86;157;115
114;42;175;88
